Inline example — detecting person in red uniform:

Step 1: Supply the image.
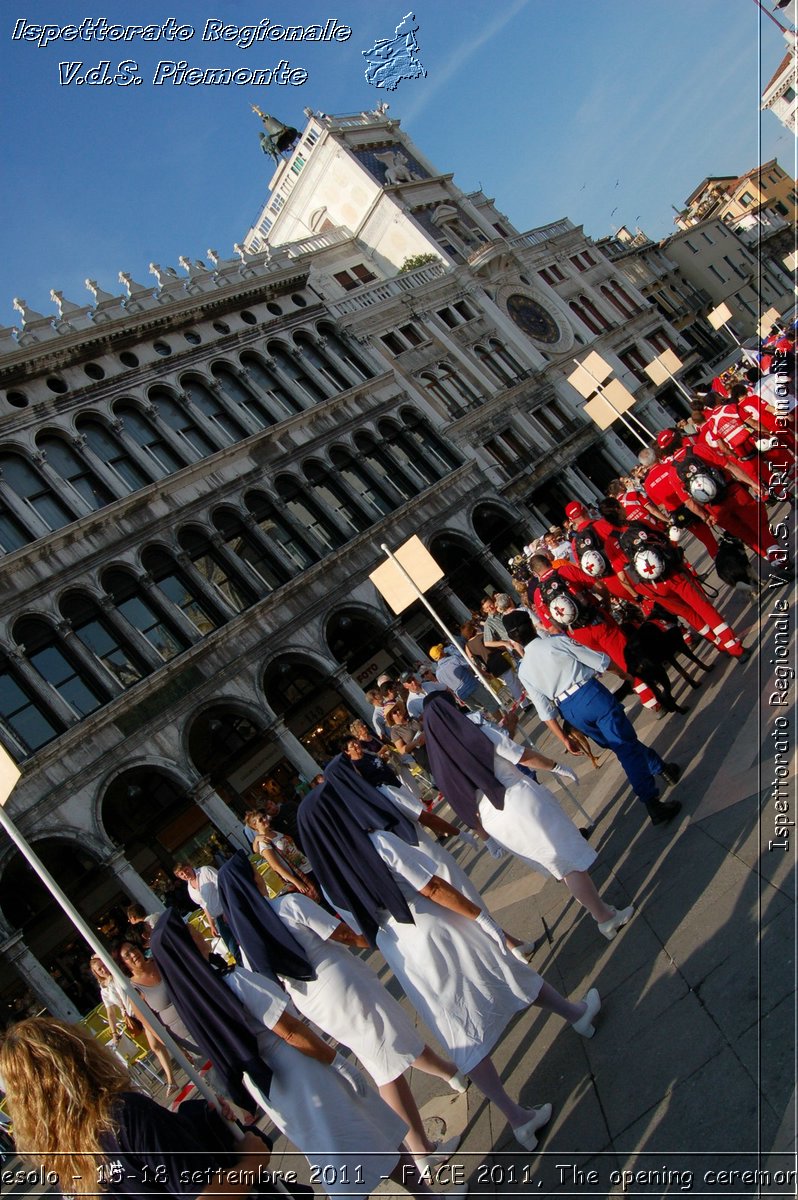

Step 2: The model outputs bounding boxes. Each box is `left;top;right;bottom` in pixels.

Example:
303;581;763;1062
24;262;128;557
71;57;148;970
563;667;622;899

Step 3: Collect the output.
564;500;639;602
640;440;719;559
657;428;780;561
593;499;749;660
697;398;770;492
528;552;660;710
606;480;670;532
730;381;795;502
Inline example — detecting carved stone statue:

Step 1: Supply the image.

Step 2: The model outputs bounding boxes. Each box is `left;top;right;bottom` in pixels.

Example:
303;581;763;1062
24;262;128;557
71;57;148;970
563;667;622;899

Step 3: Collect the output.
373;148;420;186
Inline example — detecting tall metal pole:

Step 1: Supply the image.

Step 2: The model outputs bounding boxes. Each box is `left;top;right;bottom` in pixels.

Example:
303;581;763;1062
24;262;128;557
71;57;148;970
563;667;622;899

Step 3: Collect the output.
379;542;509;711
0;803;220;1110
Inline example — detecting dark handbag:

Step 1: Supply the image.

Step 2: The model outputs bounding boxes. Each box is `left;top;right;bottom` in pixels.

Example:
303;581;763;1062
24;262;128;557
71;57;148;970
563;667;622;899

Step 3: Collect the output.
124;1013;144;1037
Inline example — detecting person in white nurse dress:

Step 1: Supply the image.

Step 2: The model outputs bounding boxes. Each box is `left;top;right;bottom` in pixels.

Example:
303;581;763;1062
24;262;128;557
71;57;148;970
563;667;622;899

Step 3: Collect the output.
298;779;602;1154
423;693;633;941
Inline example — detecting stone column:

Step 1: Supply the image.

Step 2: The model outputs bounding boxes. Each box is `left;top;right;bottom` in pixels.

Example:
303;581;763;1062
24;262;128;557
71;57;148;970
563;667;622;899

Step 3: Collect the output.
102;849;165;914
172;552;236;621
434;584;472;625
387;624;427;665
7;647;79;729
239;512;295;582
190;778;250;852
0;476;51;540
57;619;124;698
70;432;129;501
98;594;164;672
1;932;81;1021
311;334;362;389
138;573;203;646
270;718;322;779
424;315;497;395
256;355;309;415
476;546;516;593
330;667;372;721
290;345;338;400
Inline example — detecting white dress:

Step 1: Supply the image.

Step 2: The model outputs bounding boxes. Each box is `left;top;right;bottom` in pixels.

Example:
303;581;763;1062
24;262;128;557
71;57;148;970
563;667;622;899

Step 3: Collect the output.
378;781;485;907
270;892;424;1087
224;967;407;1195
469;716;597;880
369;830;543;1073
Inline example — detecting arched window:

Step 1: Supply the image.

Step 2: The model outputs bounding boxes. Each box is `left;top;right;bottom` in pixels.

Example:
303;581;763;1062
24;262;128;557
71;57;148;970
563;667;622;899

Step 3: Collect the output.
294;334;350;392
329;446;394;518
0;500;31;553
102;568;189;661
75;419;151;492
378;420;436;488
212;509;290;593
579;295;612;331
474;344;515;386
399;409;461;475
568;300;603;336
59;591;149;688
181;379;247;445
353;432;415;501
114;405;186;477
274;475;346;553
600;284;635;319
140;546;221;635
14;617;107;717
0;656;65;756
37;435;113;511
267;342;327;404
177;527;256;613
316;325;374;379
0;453;74;531
213;362;281;425
488;338;525;376
148;390;218;458
244;491;318;573
303;460;370;536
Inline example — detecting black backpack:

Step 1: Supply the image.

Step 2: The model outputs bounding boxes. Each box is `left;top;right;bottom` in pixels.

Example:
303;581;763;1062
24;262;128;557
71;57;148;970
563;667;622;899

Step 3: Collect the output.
538;572;594;629
572;524;611;579
673;451;728;505
618;522;680;583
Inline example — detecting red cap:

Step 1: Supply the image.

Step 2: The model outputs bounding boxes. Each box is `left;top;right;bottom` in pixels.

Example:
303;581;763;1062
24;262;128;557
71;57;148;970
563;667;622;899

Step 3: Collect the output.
657;429;679;451
564;501;586;520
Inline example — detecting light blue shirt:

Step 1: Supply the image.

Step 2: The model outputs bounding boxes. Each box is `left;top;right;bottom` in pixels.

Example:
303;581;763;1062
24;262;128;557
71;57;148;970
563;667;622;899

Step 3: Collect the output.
518;635;610;722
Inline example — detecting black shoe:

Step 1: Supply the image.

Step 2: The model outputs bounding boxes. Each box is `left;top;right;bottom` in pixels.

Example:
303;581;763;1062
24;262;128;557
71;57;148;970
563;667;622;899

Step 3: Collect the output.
736;647;752;663
660;761;682;786
644;796;682;826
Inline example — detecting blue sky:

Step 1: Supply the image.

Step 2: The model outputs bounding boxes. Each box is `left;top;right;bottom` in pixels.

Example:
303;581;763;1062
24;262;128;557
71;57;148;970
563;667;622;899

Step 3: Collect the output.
2;0;793;321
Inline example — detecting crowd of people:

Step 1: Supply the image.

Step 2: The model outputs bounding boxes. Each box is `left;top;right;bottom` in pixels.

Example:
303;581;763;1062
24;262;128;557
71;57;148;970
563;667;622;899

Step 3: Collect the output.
0;340;793;1198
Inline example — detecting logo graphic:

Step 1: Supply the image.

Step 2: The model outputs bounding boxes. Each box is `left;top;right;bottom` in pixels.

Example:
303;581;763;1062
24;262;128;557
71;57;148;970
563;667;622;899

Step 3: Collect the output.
362;12;426;91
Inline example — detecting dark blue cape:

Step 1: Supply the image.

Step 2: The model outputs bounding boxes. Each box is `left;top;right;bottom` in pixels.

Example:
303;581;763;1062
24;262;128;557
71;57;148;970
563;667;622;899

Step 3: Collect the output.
218;851;316;982
150;908;272;1108
422;691;506;825
297;760;419;945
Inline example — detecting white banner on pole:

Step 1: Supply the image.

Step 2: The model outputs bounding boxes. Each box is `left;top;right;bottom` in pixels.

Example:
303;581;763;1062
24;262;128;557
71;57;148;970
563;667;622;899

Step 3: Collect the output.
708;302;733;330
757;307;781;337
567;351;613;398
644;348;683;386
369;534;444;614
0;749;20;806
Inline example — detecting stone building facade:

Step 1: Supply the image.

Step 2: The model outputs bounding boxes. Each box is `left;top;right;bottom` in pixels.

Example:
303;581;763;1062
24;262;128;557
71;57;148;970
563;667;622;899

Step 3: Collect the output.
0;108;686;1020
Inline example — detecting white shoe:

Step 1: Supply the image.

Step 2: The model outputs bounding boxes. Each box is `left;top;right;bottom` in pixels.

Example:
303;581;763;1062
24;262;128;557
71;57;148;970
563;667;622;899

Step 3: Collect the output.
512;1103;553;1150
571;987;601;1038
447;1070;469;1093
413;1132;461;1174
597;904;634;941
510;939;539;962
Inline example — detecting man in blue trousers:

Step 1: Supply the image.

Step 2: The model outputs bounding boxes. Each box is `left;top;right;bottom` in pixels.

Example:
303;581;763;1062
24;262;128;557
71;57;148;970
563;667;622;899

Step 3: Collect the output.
518;632;682;827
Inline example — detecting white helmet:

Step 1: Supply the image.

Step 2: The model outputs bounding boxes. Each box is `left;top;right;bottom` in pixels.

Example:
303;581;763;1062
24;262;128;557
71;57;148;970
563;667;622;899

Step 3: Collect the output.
549;594;580;626
579;549;607;578
633;547;666;581
687;472;718;504
668;525;683;543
